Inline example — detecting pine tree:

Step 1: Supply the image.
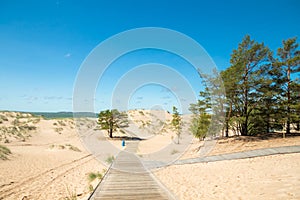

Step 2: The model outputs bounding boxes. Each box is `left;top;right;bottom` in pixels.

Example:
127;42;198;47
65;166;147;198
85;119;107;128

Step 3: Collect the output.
229;35;270;135
189;88;211;140
273;37;300;136
171;106;182;144
98;109;128;138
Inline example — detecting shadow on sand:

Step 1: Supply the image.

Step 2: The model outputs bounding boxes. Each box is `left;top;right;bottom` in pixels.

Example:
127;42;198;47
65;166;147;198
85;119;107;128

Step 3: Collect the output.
107;136;144;141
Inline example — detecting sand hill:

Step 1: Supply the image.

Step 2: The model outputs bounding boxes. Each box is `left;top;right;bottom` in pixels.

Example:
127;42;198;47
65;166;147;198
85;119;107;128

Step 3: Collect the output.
0;110;300;200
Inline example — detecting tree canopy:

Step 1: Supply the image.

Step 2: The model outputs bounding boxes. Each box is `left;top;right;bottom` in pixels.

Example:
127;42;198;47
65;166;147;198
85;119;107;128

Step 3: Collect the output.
171;106;182;144
190;35;300;137
98;109;128;138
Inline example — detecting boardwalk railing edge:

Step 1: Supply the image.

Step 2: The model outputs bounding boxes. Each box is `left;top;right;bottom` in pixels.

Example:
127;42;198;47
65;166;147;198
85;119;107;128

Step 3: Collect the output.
148;170;179;200
87;163;113;200
174;145;300;165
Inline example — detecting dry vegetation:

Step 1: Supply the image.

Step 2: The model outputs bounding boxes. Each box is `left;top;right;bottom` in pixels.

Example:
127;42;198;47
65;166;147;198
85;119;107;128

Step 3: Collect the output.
0;112;39;143
0;144;11;160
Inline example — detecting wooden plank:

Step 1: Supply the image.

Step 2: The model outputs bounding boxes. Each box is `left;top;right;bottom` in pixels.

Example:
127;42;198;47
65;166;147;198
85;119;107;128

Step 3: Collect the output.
89;141;175;200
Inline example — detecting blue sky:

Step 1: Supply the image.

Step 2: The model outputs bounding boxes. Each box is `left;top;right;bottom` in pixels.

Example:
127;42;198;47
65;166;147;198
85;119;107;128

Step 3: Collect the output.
0;0;299;112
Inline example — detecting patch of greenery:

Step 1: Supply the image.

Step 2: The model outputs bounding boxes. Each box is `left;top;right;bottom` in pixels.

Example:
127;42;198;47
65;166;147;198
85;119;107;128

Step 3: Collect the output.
88;184;94;192
65;186;77;200
66;144;81;152
0;114;8;121
171;149;179;155
30;112;97;119
105;155;115;164
88;172;97;182
58;120;66;126
0;145;11;160
88;172;103;182
54;127;64;133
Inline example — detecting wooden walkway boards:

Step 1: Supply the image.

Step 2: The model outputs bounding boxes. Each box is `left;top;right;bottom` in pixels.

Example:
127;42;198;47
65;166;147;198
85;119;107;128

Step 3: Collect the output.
89;141;176;200
175;145;300;165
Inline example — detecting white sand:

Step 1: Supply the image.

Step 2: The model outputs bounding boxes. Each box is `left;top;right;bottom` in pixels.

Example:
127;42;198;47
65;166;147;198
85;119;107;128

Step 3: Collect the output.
1;111;300;200
0;113;105;200
155;153;300;200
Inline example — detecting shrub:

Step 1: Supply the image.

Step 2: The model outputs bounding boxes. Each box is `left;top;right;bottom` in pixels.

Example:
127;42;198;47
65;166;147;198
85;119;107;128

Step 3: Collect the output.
105;155;115;164
88;172;97;182
88;172;103;182
88;184;94;192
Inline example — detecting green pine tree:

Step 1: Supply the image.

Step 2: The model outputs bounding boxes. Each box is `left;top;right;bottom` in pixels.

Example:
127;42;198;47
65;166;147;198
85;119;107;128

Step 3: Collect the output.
273;37;300;136
98;109;128;138
171;106;182;144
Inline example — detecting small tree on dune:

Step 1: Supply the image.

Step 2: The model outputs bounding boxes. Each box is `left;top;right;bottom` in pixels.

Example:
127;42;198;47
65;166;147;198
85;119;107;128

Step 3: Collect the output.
171;106;182;144
98;109;128;138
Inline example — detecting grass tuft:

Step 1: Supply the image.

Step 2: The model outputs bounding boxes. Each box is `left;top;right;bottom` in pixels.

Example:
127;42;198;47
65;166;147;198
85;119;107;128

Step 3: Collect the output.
0;145;11;160
88;172;103;182
65;185;77;200
171;149;179;155
105;155;115;164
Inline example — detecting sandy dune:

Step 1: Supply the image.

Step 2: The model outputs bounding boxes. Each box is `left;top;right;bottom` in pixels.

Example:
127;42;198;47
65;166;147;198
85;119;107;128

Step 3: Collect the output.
0;112;105;200
0;111;300;200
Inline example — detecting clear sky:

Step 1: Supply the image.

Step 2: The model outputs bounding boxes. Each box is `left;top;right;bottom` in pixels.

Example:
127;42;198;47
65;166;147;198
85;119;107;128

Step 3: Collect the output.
0;0;299;112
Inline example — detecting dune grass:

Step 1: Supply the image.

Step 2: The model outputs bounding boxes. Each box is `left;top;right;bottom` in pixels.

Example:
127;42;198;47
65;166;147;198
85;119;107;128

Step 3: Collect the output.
65;185;77;200
0;145;11;160
87;172;103;182
105;155;115;164
66;144;81;152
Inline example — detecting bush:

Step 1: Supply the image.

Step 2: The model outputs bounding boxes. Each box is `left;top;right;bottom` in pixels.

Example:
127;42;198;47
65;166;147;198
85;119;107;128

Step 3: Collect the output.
88;172;103;182
88;172;97;182
105;155;115;164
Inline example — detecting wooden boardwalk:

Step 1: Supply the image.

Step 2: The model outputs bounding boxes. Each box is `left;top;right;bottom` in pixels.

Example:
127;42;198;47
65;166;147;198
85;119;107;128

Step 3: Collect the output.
89;141;176;200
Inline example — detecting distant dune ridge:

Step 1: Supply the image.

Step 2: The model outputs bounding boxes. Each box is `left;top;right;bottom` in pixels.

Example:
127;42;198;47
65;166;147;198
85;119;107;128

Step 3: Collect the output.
0;110;300;199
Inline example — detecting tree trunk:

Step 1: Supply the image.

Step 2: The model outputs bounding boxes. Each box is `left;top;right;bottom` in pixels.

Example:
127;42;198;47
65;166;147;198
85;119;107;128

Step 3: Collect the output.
286;65;291;135
225;120;229;137
241;95;249;136
225;102;232;137
109;128;113;138
266;108;270;133
242;65;249;136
